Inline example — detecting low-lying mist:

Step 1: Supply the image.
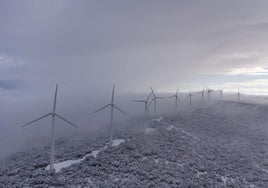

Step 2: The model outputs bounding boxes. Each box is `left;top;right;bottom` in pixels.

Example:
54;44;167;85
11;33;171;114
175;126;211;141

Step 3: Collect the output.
1;89;268;159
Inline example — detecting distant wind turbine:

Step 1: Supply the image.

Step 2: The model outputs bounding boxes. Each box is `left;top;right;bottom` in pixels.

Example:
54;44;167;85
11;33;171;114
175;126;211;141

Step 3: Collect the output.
186;93;195;107
218;89;223;100
168;86;180;112
21;84;78;171
196;87;206;103
150;87;164;115
207;88;214;101
132;91;153;128
93;84;126;143
237;89;241;101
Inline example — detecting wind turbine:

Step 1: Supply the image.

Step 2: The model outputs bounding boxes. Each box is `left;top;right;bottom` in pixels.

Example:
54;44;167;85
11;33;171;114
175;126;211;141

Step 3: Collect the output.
93;84;126;143
150;87;164;115
186;93;195;107
21;84;78;171
196;87;206;103
207;88;214;101
132;91;153;128
237;89;241;101
168;86;180;113
218;89;223;100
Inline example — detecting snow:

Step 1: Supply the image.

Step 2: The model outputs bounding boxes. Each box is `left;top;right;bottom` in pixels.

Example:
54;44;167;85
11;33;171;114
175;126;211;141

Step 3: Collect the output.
181;129;200;140
254;163;268;174
166;124;177;130
196;171;207;177
5;102;268;187
152;117;162;122
87;177;94;184
145;128;155;134
221;176;228;185
111;139;127;147
46;159;83;173
45;139;127;173
90;147;106;158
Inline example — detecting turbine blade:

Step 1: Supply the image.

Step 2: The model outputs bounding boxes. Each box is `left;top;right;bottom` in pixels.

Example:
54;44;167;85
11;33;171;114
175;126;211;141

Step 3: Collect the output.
93;104;111;113
114;105;127;115
146;91;153;101
176;86;179;94
149;98;155;105
21;113;52;127
150;87;156;98
111;84;115;104
55;114;78;128
132;100;145;103
168;95;176;98
53;84;58;113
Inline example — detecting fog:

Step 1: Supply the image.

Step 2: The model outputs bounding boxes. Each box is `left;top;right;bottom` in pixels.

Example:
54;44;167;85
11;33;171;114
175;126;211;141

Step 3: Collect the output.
1;85;268;159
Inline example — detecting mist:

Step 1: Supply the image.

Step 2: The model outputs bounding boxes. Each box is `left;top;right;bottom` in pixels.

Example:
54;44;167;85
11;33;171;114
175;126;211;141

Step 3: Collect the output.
1;84;268;159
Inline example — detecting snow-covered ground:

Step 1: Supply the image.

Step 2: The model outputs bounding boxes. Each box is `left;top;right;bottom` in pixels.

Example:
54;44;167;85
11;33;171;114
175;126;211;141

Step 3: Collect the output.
45;139;128;173
1;101;268;187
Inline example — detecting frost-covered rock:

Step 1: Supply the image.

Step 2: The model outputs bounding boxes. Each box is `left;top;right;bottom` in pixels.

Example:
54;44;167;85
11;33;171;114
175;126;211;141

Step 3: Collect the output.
1;102;268;187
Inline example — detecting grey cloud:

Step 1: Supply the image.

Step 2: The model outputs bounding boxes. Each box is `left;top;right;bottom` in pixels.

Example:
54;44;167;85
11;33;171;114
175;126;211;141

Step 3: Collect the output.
0;80;22;90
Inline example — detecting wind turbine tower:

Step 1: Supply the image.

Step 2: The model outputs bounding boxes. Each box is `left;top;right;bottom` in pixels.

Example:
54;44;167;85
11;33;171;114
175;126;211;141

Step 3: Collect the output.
218;89;223;100
237;89;241;101
186;93;194;107
196;87;206;103
168;86;180;113
21;84;78;171
150;87;164;115
207;88;214;101
132;91;153;128
93;84;126;143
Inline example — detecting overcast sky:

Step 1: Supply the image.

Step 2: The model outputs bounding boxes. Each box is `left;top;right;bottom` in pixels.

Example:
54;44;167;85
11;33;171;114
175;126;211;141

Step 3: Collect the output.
1;0;268;96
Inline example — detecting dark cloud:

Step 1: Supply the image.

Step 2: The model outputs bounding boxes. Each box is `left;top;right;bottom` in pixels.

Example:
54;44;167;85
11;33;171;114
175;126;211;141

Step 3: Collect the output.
0;80;22;90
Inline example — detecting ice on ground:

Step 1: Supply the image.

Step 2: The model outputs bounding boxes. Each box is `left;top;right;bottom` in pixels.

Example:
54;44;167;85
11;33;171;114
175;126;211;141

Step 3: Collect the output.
111;139;127;147
177;163;184;168
221;176;228;185
145;128;155;134
166;124;178;130
90;147;107;158
46;159;83;173
254;163;268;174
45;139;127;173
87;177;94;184
220;176;235;185
196;171;207;177
181;129;200;140
152;117;163;122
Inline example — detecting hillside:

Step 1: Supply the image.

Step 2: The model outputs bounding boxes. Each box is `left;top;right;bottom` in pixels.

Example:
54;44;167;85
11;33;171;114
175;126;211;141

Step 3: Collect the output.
1;102;268;187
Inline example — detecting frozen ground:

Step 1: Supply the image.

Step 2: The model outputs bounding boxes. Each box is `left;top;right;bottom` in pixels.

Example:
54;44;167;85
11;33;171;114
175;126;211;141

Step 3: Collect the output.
1;101;268;187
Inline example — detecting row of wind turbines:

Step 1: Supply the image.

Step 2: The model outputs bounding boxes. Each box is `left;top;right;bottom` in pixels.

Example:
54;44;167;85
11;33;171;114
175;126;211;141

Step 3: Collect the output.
21;84;242;171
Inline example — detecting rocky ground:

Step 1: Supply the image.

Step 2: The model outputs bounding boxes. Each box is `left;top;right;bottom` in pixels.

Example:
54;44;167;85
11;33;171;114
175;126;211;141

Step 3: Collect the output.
1;101;268;187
